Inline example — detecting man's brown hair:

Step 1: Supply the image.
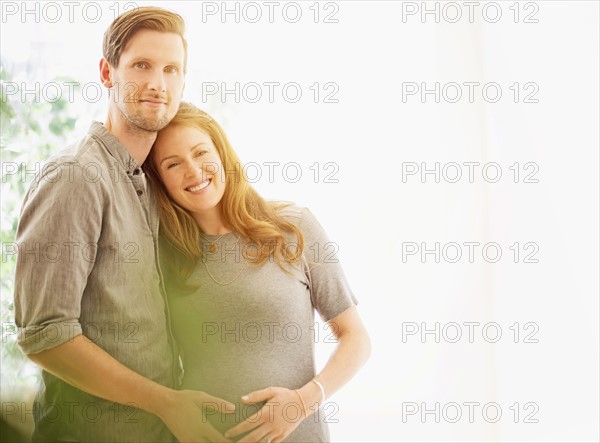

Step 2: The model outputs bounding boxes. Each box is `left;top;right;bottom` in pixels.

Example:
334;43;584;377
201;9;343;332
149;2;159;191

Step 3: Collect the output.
102;6;187;72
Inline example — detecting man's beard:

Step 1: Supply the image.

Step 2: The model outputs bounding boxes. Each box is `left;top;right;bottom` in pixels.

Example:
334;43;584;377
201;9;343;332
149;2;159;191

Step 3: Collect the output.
124;108;172;133
114;88;174;133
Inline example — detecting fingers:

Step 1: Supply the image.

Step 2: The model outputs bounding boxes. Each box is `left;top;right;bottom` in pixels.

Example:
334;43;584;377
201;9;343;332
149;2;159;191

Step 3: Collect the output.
171;417;231;443
241;387;275;404
224;412;262;438
235;426;272;443
193;391;236;413
201;422;232;443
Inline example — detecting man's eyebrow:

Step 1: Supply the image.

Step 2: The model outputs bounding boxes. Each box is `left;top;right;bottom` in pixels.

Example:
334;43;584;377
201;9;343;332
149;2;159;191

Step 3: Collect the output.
129;57;183;67
159;143;208;166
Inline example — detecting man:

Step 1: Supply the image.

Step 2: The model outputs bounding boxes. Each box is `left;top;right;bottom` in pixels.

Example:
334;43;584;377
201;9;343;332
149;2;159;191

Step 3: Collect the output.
14;7;232;442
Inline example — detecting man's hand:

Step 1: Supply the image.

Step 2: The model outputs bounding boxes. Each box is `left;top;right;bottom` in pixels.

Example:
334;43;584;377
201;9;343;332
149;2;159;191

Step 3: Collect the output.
224;387;307;443
159;389;236;442
26;337;237;442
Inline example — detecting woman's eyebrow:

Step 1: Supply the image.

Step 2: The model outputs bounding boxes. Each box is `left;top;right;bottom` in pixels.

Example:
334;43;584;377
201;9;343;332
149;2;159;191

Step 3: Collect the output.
159;154;179;166
159;143;208;166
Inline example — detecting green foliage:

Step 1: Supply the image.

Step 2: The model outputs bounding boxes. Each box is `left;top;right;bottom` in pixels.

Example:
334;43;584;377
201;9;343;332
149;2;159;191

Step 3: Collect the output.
1;63;80;399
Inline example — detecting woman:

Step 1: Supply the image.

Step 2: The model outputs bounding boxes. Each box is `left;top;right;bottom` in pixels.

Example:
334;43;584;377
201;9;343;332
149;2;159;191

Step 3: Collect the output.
144;102;370;443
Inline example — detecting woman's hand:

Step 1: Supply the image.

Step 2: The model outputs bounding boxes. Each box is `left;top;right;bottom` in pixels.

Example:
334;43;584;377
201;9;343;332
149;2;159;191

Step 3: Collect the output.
224;387;311;443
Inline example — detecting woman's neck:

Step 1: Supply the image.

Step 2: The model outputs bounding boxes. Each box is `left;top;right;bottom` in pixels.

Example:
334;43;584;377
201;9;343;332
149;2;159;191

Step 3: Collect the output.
193;208;231;235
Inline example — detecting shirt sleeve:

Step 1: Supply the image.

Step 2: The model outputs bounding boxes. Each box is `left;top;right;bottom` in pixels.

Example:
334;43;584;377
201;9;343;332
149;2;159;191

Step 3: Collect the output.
297;207;358;322
13;159;104;354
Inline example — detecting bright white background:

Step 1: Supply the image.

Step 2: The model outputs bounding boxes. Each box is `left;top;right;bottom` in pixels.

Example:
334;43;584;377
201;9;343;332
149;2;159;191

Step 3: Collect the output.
1;1;598;441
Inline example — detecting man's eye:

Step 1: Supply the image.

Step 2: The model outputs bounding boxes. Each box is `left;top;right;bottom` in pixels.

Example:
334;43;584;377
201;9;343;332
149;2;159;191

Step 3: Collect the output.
134;62;148;69
165;66;179;74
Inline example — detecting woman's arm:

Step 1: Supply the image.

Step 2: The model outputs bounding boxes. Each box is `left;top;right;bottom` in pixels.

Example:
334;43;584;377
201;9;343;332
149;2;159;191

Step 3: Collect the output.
225;305;370;443
299;305;371;408
227;207;369;442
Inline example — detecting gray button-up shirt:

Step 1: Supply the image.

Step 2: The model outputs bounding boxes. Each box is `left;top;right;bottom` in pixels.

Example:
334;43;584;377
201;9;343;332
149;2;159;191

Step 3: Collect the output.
14;122;180;442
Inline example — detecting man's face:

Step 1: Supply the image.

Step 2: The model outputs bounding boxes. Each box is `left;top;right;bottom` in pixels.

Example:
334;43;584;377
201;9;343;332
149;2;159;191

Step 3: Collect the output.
106;29;185;132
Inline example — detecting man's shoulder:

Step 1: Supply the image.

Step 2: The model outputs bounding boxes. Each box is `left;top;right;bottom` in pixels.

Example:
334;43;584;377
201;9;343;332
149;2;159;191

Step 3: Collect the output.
45;129;106;167
27;129;114;197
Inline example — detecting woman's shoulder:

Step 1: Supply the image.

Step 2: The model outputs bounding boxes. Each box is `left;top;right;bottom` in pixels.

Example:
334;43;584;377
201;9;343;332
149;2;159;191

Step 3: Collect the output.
272;201;311;223
272;201;304;217
271;201;324;236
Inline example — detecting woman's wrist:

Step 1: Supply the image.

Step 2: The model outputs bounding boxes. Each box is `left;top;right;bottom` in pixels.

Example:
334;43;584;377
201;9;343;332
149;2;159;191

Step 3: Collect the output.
311;379;326;405
297;380;323;417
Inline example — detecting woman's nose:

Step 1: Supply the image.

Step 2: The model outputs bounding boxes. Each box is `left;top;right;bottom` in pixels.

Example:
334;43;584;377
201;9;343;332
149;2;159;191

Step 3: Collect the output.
183;161;201;179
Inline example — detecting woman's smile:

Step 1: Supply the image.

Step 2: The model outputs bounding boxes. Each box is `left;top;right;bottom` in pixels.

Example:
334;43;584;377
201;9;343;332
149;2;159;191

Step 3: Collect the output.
186;178;212;193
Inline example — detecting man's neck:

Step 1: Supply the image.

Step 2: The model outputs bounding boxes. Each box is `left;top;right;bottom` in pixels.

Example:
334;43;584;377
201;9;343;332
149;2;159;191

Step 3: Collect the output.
105;115;157;166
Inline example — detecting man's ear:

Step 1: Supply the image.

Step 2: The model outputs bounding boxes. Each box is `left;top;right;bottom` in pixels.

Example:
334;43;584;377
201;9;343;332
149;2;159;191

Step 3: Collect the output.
99;58;113;88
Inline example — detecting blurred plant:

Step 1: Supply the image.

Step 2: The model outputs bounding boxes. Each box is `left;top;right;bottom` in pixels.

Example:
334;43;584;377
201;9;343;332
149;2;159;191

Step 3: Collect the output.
1;61;79;399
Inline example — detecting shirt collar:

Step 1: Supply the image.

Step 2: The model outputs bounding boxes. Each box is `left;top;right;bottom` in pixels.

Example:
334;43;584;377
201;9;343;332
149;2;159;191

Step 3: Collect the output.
89;121;140;174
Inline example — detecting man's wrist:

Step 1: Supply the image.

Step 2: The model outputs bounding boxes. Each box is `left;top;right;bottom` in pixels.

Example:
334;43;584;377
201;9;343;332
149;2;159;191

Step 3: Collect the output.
142;385;177;418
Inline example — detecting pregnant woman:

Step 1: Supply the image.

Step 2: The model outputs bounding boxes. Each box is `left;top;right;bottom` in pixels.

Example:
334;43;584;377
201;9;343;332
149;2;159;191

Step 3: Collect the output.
144;102;370;443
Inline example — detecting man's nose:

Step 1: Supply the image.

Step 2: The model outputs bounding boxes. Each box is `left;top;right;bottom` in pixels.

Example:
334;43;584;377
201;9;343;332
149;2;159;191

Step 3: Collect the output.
147;69;167;93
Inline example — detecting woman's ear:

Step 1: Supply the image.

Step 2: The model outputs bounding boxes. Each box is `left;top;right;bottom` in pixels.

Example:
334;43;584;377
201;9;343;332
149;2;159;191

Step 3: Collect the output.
99;58;113;88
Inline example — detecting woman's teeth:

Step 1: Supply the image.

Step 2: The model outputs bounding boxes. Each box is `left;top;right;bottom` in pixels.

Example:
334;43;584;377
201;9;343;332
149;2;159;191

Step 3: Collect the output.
187;179;211;192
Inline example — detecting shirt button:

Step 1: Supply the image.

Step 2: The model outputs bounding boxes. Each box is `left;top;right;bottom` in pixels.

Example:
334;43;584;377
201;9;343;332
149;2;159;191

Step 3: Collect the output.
133;168;140;175
136;189;143;196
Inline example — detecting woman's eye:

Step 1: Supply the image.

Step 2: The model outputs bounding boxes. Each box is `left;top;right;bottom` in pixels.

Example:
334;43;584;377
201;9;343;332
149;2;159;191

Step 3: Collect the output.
167;162;179;169
194;151;207;158
134;62;148;69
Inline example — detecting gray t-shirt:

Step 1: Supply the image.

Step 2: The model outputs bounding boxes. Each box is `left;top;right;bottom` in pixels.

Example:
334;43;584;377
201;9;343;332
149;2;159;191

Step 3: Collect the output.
167;205;357;442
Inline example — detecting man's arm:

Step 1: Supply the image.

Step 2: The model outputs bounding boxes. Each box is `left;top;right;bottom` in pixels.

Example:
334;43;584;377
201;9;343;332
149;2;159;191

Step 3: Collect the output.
14;159;233;442
28;335;234;442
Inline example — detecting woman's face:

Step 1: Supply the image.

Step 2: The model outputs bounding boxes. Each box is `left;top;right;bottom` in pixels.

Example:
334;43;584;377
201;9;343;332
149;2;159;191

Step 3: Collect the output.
153;124;226;218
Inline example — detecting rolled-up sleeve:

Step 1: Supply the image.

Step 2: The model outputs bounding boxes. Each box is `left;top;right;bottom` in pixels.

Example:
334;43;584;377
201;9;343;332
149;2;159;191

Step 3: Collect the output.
14;159;103;354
